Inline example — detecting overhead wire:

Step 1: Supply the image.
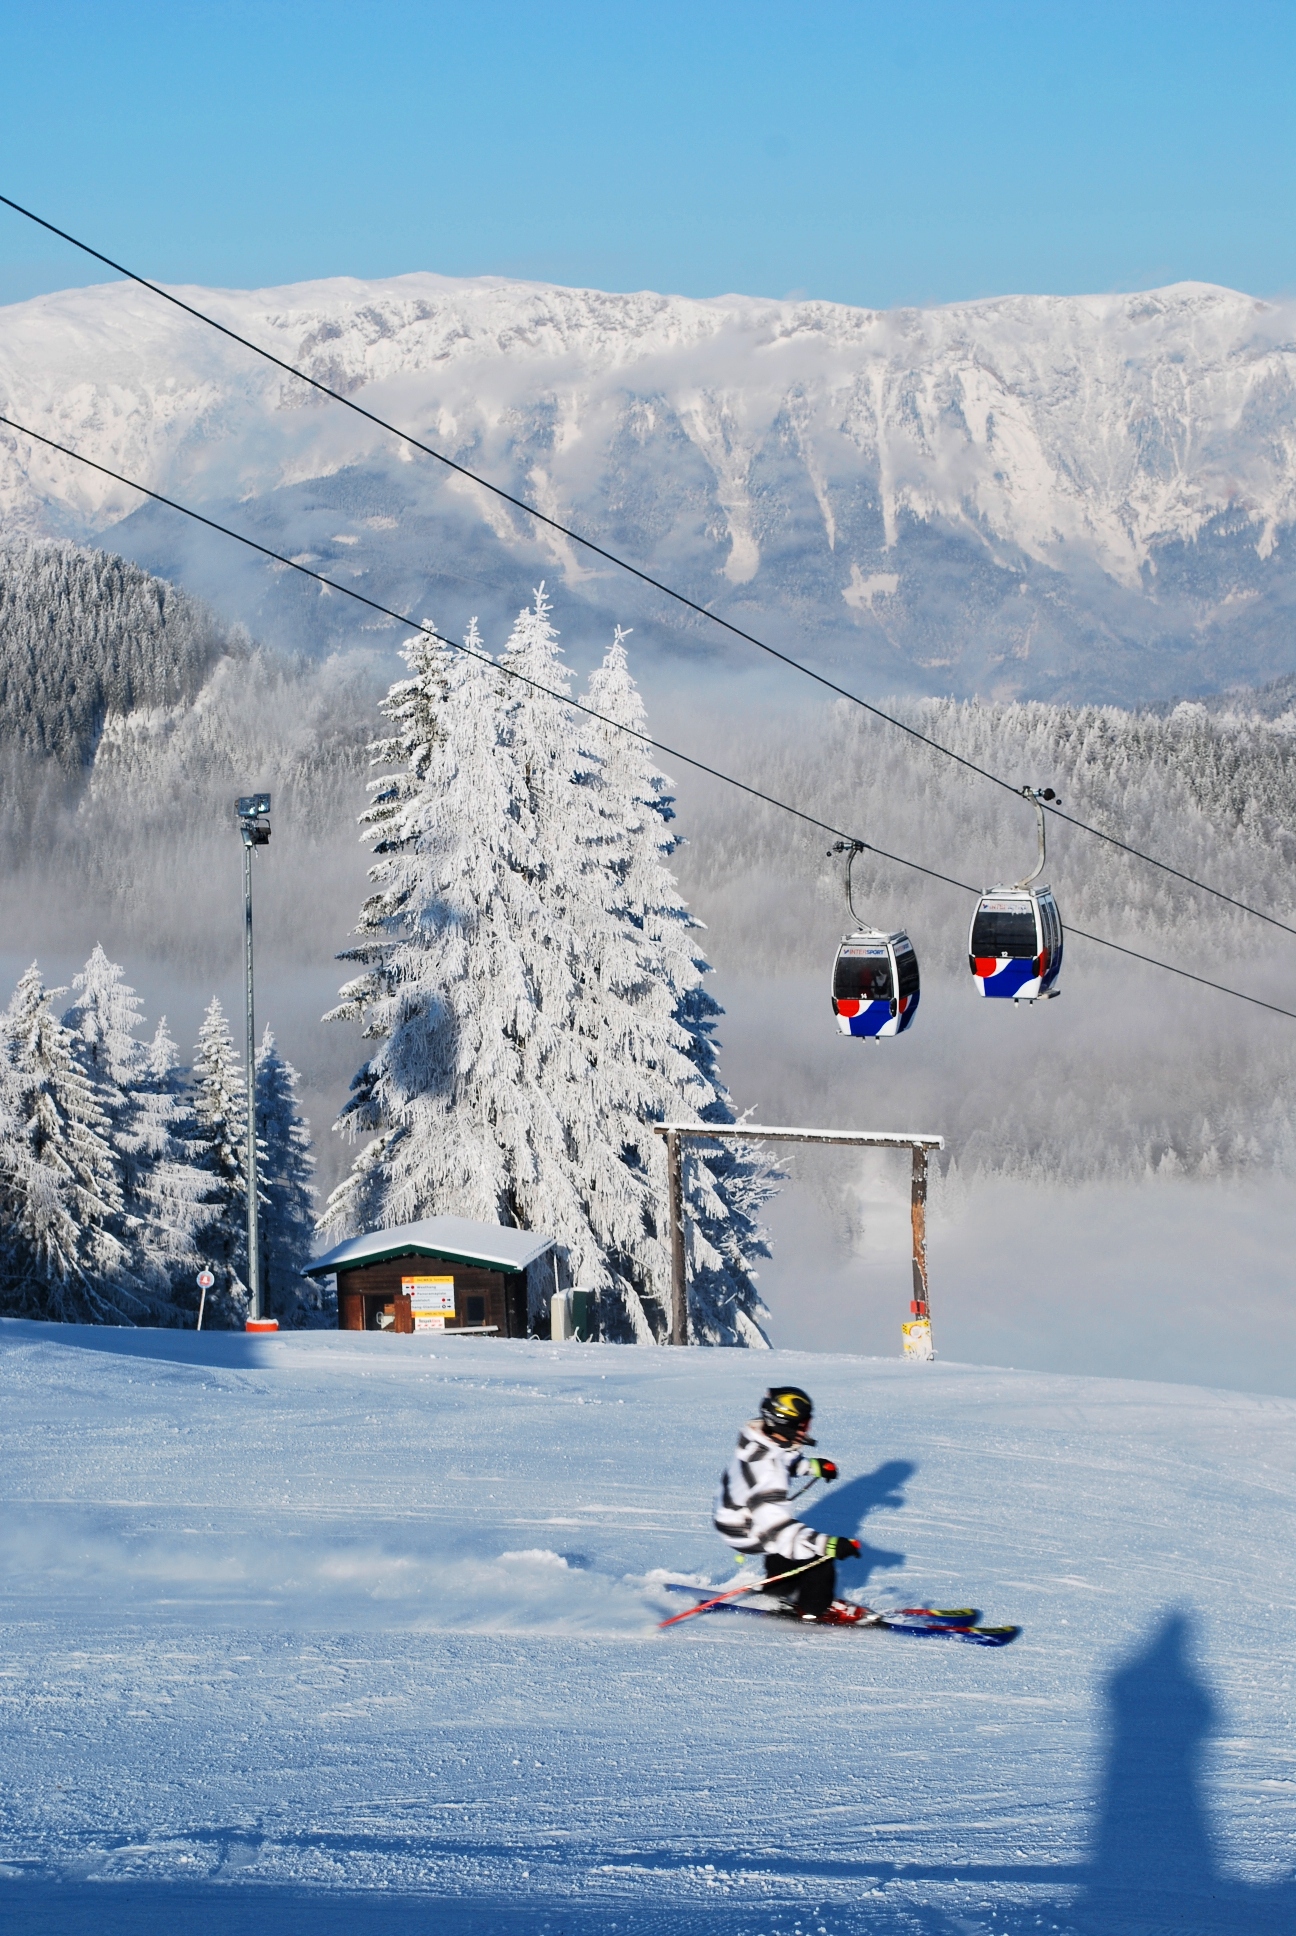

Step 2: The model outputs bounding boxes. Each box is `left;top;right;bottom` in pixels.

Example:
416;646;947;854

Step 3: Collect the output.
2;409;1293;1024
3;191;1293;941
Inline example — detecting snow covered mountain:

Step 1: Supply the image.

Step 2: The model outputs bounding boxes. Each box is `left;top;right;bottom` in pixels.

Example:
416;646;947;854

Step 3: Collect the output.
4;272;1296;700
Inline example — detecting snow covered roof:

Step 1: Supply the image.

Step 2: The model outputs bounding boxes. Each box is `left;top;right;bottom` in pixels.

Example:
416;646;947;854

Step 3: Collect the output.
305;1216;554;1279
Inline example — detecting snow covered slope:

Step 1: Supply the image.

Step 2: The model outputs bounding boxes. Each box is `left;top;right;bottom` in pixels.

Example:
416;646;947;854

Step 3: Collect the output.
4;274;1296;699
2;1319;1293;1935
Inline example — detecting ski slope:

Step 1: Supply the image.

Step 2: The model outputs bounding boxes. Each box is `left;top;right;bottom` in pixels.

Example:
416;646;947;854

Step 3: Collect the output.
1;1318;1294;1936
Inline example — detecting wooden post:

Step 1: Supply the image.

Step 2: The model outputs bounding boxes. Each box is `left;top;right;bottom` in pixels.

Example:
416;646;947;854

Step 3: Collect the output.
665;1130;688;1346
910;1144;930;1322
651;1123;941;1355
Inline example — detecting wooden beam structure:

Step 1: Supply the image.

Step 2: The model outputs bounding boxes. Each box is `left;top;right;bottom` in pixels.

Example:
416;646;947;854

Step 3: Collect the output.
651;1124;944;1356
663;1129;689;1347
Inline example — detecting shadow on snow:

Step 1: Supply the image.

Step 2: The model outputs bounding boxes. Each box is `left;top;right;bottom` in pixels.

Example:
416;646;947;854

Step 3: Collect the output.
801;1458;913;1593
4;1515;1295;1934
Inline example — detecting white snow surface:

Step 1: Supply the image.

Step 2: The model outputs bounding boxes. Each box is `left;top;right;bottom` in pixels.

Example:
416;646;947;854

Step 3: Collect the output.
2;1321;1294;1935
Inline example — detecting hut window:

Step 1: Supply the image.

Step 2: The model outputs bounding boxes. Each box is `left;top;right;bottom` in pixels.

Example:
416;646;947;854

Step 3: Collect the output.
466;1295;486;1326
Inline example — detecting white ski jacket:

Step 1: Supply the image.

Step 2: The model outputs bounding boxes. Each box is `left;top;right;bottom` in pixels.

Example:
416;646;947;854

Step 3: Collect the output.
712;1419;828;1562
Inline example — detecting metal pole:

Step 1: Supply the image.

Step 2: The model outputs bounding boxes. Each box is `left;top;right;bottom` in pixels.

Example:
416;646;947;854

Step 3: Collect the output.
665;1130;687;1346
910;1144;930;1327
243;838;262;1323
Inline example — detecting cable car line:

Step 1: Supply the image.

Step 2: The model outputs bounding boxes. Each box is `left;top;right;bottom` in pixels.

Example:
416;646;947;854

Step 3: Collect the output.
4;191;1294;945
3;408;1294;1026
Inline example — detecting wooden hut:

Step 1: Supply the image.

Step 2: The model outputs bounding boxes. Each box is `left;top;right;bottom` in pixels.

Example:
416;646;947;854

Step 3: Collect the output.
305;1217;554;1338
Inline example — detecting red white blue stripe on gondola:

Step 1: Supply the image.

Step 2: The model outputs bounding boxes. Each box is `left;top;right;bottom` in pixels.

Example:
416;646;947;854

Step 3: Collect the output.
834;988;920;1036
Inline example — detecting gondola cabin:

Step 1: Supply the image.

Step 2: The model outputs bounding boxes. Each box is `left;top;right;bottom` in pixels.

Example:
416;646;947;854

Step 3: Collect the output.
305;1216;554;1336
969;888;1063;1001
832;929;920;1037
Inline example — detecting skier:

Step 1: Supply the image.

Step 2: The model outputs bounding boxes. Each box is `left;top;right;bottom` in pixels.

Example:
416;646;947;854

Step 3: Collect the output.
713;1386;864;1622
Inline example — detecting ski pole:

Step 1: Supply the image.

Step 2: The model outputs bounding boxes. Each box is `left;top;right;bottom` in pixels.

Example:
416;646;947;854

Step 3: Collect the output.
658;1555;827;1629
787;1474;822;1503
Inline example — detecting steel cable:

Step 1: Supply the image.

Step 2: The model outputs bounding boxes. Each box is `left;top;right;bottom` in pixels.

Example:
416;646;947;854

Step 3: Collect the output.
2;410;1292;1022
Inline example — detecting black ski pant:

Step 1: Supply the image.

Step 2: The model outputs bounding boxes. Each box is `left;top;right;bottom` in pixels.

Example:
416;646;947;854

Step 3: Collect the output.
764;1550;835;1618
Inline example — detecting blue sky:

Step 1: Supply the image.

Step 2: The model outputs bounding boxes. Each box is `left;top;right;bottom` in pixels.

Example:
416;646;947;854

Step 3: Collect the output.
1;1;1293;309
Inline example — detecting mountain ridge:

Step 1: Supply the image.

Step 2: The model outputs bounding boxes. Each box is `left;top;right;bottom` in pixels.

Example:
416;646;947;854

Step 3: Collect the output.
3;270;1296;700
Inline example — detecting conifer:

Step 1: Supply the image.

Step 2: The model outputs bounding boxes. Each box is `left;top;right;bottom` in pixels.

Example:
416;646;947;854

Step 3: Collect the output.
325;595;774;1343
323;613;591;1291
0;963;135;1320
63;950;218;1321
576;629;774;1345
188;998;250;1325
136;1016;218;1315
255;1028;325;1326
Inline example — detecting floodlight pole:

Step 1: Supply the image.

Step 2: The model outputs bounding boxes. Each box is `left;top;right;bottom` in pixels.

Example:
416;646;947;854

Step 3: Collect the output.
242;836;260;1321
236;795;272;1326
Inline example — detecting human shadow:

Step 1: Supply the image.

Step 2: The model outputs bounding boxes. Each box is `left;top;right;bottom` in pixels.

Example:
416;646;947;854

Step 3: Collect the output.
801;1457;914;1593
1064;1607;1296;1935
847;1606;1296;1936
9;1605;1295;1936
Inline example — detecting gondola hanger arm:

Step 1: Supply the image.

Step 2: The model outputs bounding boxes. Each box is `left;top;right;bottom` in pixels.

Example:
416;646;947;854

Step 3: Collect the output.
829;838;871;925
1014;787;1059;889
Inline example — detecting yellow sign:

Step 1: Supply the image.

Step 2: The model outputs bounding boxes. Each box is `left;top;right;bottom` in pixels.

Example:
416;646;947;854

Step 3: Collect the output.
902;1318;934;1362
402;1275;455;1315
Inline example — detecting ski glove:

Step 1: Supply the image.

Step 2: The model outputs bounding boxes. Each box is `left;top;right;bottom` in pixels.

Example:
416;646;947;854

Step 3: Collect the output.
809;1459;838;1483
823;1536;862;1560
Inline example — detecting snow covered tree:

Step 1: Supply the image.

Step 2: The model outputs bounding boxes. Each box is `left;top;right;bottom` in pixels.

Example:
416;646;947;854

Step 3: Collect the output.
325;593;775;1345
323;610;593;1283
0;963;137;1321
61;948;217;1322
188;998;250;1326
576;629;775;1345
133;1015;218;1318
62;946;147;1133
255;1028;326;1327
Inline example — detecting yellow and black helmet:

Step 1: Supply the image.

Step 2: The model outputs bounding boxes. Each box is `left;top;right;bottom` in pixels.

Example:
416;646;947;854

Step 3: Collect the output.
760;1386;815;1443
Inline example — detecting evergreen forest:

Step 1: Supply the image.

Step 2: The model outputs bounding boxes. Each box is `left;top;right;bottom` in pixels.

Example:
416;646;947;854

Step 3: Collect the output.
6;537;1296;1339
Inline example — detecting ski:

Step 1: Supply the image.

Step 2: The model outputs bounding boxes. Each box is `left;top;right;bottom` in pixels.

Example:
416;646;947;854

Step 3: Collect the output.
877;1617;1020;1646
663;1584;1019;1645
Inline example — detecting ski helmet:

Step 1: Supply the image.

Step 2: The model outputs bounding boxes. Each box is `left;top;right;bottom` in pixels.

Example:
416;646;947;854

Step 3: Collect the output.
760;1386;815;1443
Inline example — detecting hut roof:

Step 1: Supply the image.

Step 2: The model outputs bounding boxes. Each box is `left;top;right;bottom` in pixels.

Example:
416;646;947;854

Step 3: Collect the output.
305;1216;554;1279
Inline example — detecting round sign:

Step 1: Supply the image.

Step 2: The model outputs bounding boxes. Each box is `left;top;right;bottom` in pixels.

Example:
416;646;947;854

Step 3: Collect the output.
196;1270;215;1290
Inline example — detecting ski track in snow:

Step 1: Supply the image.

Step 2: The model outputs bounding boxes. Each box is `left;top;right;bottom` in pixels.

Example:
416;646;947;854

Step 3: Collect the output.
1;1319;1294;1935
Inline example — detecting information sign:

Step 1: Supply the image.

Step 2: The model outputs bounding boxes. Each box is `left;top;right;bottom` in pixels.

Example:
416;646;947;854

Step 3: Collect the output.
402;1275;455;1317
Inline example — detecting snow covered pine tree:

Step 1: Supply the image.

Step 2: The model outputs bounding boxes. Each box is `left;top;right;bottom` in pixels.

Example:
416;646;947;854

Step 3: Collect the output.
577;629;774;1345
322;611;596;1288
255;1027;327;1326
188;998;253;1327
324;590;773;1344
132;1014;221;1317
62;945;211;1321
0;962;135;1320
